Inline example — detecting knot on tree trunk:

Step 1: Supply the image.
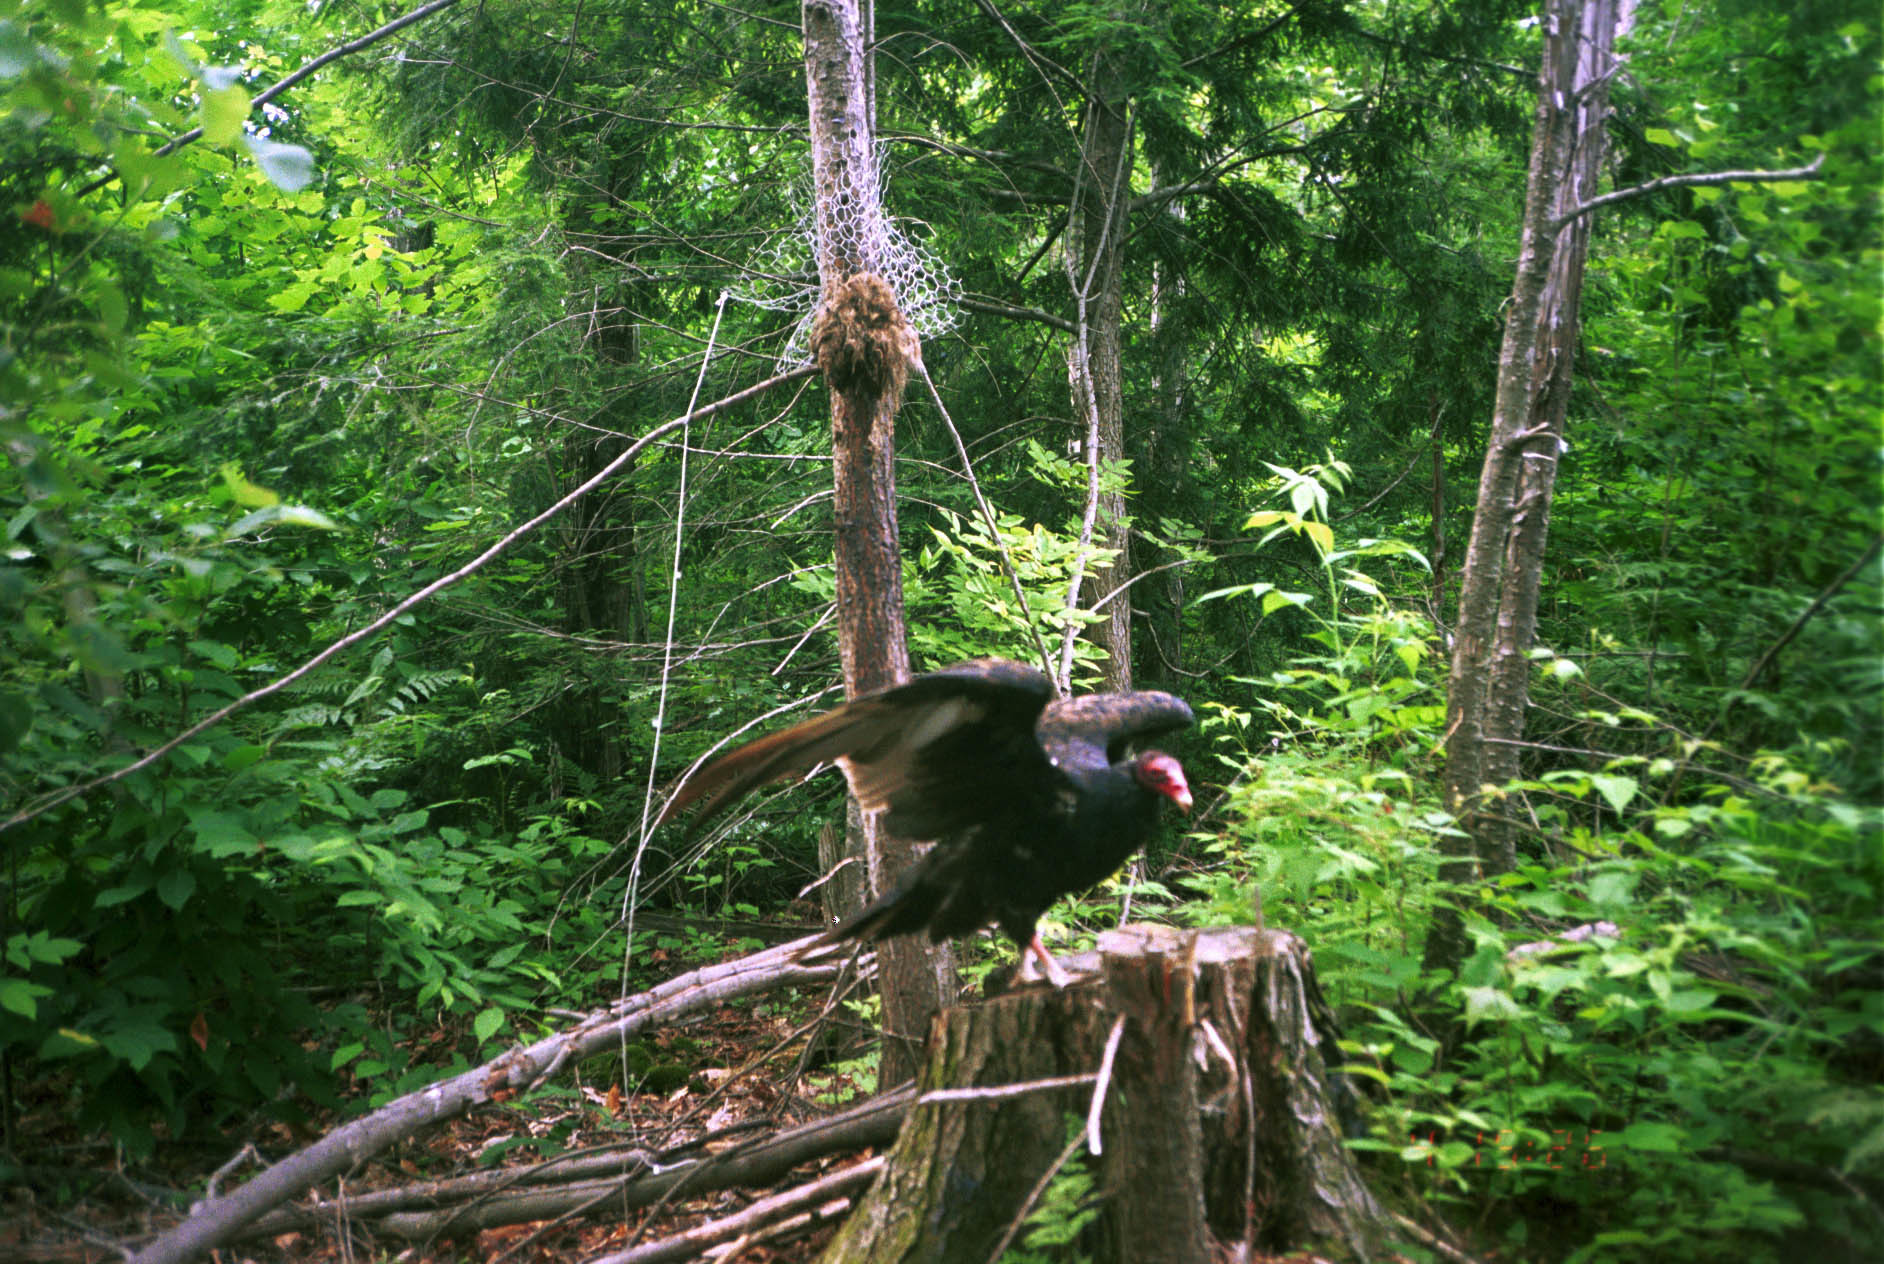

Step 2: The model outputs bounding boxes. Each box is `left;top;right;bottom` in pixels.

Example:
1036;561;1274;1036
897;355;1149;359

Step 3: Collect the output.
811;273;917;401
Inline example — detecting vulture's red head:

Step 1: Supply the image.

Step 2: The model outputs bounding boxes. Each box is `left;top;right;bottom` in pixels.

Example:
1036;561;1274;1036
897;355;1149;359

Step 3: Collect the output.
1134;752;1193;813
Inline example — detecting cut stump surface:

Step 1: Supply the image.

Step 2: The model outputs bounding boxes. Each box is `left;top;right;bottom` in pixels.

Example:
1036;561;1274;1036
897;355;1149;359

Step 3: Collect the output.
818;925;1390;1263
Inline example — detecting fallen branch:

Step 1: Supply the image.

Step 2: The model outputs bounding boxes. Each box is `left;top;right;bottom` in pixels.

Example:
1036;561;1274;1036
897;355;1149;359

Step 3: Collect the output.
128;936;838;1264
587;1156;885;1264
240;1083;914;1241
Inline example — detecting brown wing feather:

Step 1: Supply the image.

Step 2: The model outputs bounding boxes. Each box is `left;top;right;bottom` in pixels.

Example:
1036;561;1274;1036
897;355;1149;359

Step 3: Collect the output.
658;659;1055;833
655;698;899;827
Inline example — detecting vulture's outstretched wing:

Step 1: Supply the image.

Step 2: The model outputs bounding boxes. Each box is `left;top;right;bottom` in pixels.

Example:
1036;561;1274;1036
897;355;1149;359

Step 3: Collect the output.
658;659;1058;836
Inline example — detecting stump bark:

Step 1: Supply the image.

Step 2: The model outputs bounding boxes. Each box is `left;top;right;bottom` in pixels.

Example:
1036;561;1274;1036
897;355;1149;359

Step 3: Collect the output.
818;926;1390;1263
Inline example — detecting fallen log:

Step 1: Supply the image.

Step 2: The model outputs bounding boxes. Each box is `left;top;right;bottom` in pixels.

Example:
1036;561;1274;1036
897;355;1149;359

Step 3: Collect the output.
816;925;1392;1263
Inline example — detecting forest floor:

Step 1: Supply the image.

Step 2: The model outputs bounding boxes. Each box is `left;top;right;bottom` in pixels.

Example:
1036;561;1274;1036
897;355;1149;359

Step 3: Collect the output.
2;934;885;1264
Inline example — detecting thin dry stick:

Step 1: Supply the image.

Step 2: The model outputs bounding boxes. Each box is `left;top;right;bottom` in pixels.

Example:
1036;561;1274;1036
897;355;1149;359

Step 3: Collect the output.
1055;97;1135;687
916;363;1057;685
981;1128;1086;1264
587;1156;885;1264
918;1072;1100;1105
980;1015;1127;1264
1738;529;1881;692
2;362;819;837
626;291;728;981
1085;1013;1126;1154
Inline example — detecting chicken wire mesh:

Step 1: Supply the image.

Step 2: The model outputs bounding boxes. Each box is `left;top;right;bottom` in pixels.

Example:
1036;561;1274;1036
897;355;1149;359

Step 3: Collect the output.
729;151;960;369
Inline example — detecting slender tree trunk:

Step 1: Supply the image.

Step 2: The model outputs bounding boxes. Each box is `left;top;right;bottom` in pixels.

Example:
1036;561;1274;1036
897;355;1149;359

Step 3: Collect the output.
1064;21;1137;695
1429;394;1449;624
1143;223;1189;689
556;431;647;782
1429;0;1625;975
801;0;955;1086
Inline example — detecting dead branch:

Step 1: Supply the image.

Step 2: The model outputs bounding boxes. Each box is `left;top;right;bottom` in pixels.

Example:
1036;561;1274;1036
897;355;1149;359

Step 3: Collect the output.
1551;154;1824;229
587;1156;885;1264
127;936;838;1264
2;362;819;837
236;1084;912;1240
1739;530;1882;691
954;293;1076;331
916;362;1060;683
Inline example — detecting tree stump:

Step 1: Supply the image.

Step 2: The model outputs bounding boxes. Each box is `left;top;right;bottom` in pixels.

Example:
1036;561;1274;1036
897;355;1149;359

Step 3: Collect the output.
818;926;1390;1263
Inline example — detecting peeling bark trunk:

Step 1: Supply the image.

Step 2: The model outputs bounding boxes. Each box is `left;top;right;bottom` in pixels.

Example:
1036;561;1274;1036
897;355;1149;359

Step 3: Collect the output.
818;926;1388;1263
1430;0;1625;977
802;0;955;1086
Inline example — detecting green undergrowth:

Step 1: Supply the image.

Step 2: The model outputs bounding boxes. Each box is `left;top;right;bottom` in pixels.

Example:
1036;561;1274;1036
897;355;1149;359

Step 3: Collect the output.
1186;487;1883;1262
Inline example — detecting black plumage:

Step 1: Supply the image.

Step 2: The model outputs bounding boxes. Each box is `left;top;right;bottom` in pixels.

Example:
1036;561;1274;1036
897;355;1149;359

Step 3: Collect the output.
659;659;1194;982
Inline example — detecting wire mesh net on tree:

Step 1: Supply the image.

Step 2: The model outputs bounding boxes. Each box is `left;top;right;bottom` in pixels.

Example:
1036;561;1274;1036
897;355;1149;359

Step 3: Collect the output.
729;150;960;368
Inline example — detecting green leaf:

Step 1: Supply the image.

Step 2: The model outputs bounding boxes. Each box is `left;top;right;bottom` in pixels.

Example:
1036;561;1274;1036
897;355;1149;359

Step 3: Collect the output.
220;463;279;509
200;81;249;145
1666;987;1718;1014
1588;774;1638;815
96;876;153;908
246;136;316;192
1463;986;1522;1028
473;1007;504;1042
9;933;82;967
0;688;32;754
190;810;257;859
40;1029;100;1059
268;280;318;312
1615;1122;1686;1153
1301;519;1334;557
276;504;339;530
1;979;52;1019
223;744;266;772
156;868;197;911
0;20;40;76
100;1020;177;1071
1587;870;1638;910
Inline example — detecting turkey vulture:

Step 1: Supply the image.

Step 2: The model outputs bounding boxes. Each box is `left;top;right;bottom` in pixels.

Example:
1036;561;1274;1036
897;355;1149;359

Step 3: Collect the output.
659;659;1194;985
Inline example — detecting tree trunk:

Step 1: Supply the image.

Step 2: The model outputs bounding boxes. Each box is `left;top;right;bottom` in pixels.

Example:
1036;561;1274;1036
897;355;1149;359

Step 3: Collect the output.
1429;0;1625;976
1142;178;1190;691
1063;16;1138;695
818;926;1388;1263
801;0;955;1086
555;431;647;782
